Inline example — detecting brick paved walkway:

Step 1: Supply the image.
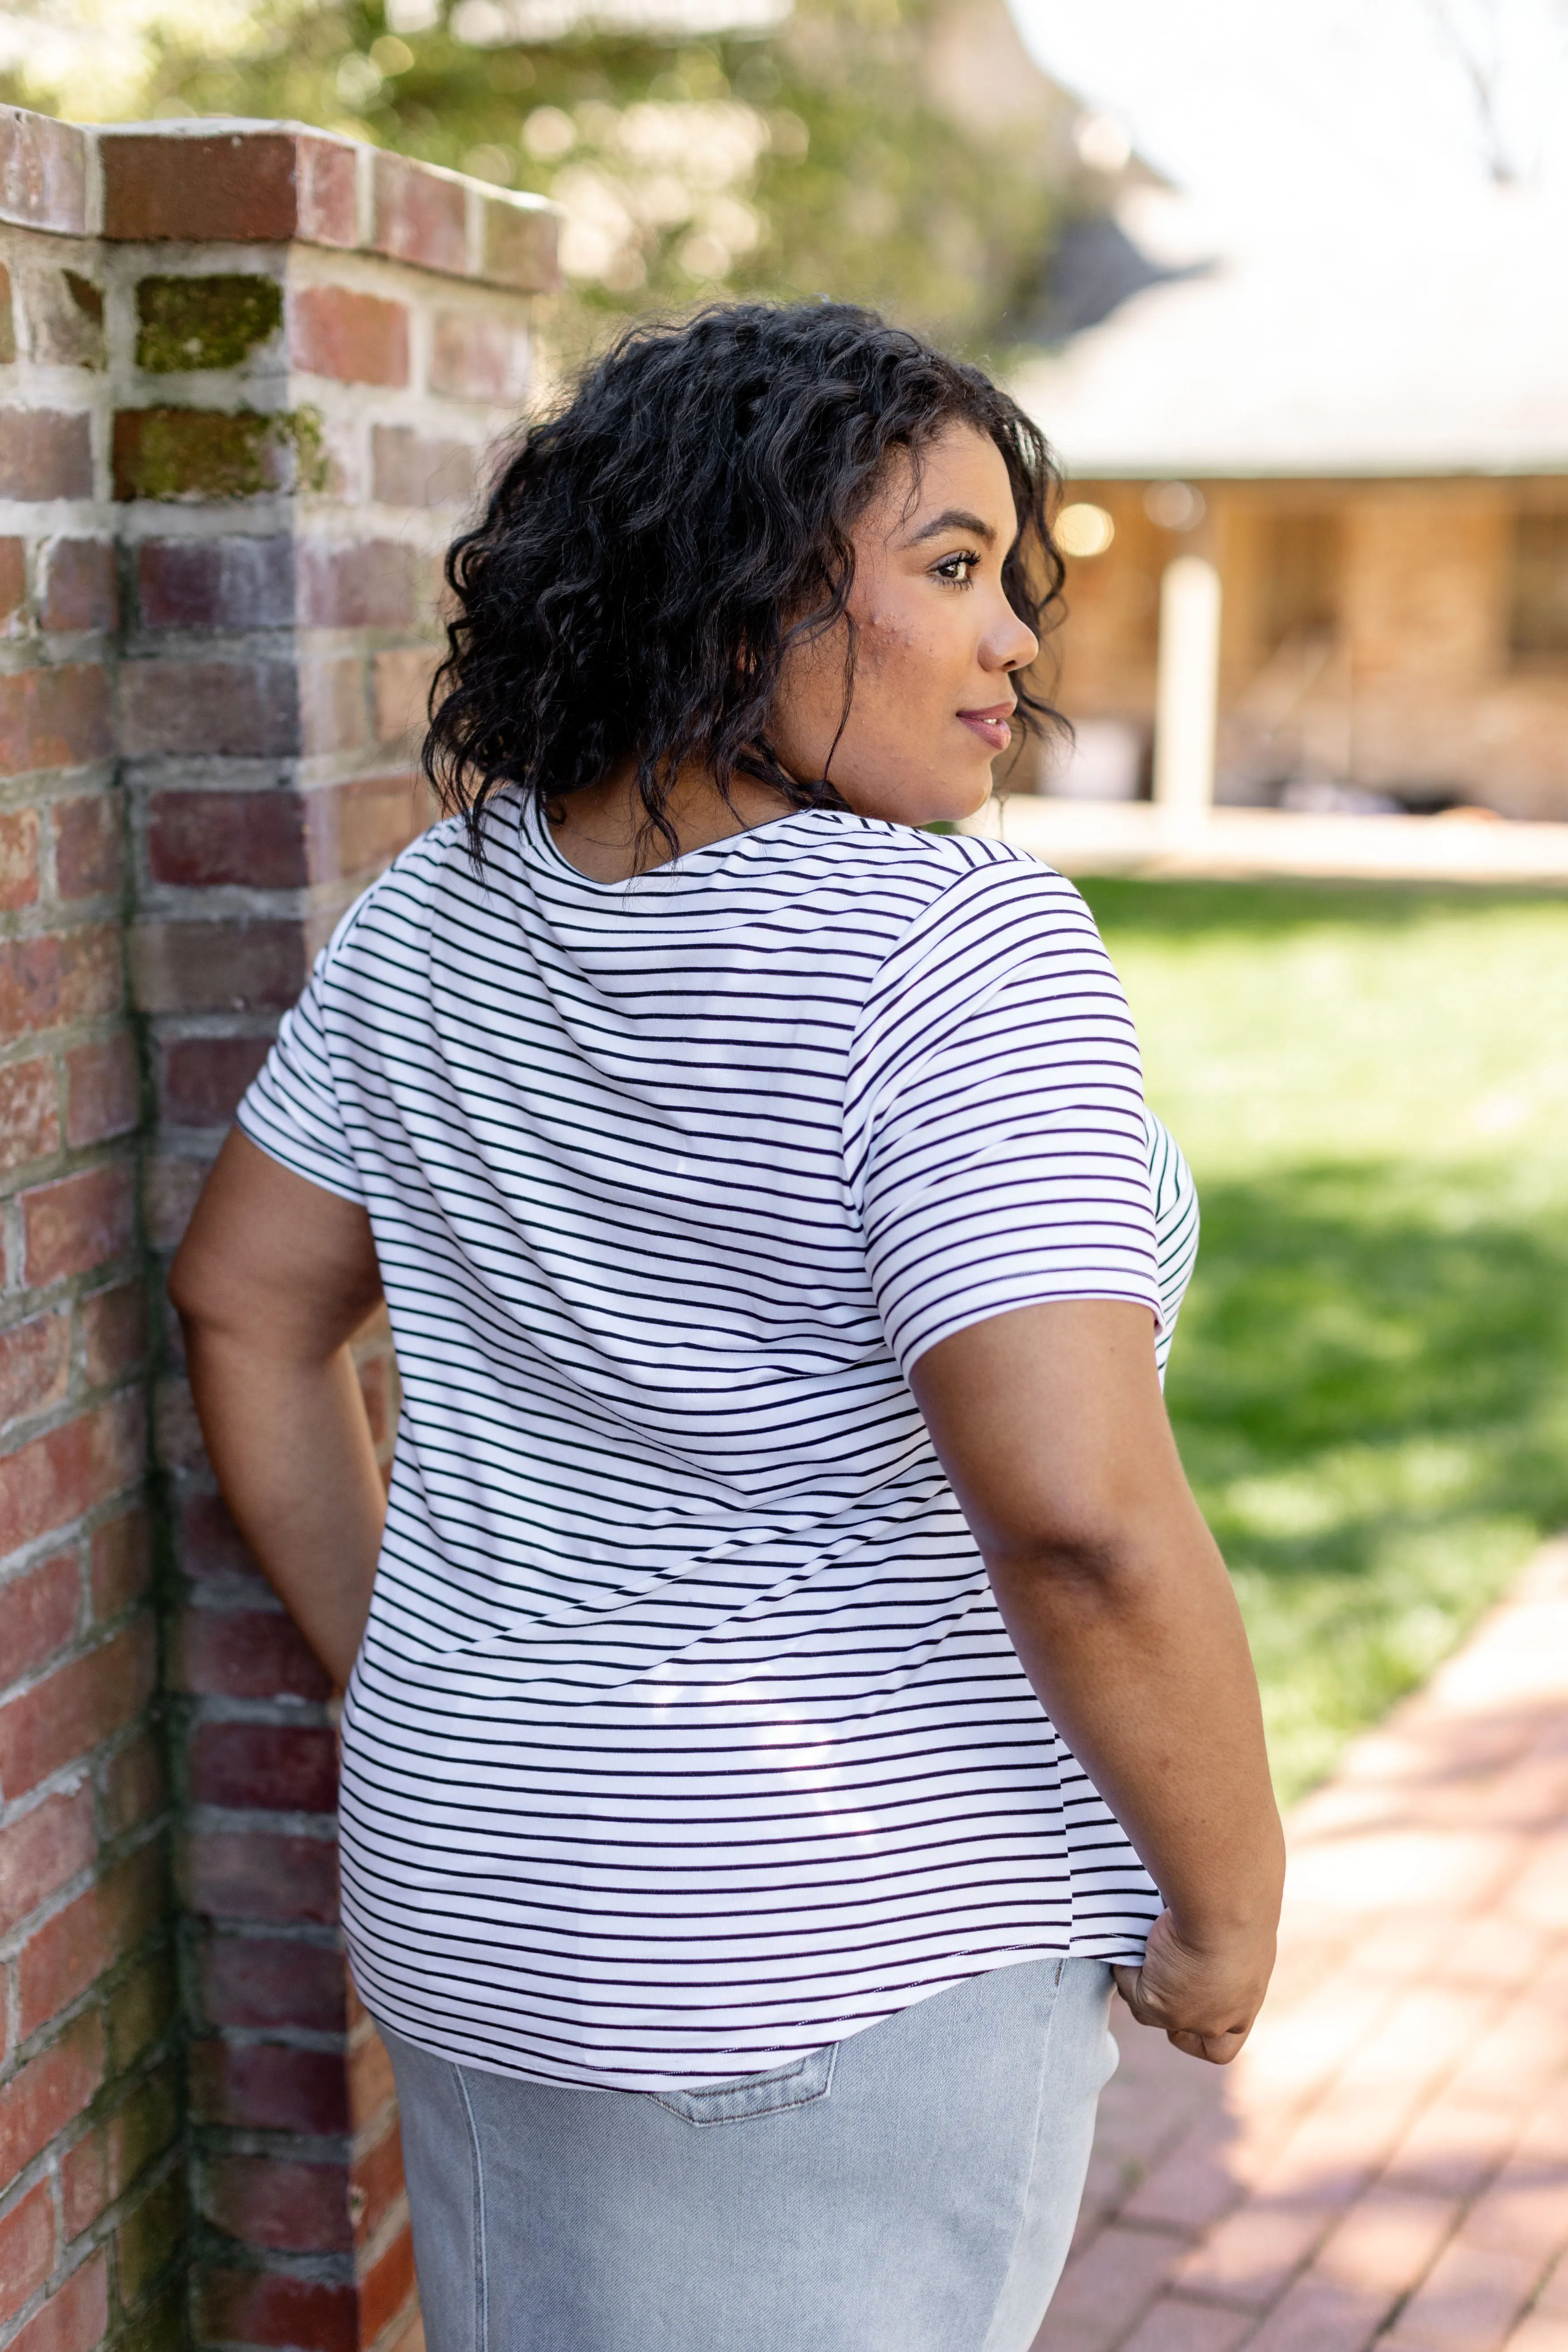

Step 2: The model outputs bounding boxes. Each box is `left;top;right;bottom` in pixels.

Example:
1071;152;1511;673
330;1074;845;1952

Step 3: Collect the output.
1035;1541;1568;2352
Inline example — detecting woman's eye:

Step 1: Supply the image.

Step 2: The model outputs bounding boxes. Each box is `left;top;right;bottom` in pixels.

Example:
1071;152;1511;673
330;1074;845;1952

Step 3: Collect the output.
933;550;980;586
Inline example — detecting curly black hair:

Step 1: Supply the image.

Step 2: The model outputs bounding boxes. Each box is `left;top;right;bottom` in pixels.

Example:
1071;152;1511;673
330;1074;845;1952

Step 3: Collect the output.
424;300;1067;858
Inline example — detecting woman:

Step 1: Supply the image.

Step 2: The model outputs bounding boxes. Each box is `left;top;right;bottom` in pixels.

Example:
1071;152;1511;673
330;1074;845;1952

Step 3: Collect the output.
172;303;1282;2352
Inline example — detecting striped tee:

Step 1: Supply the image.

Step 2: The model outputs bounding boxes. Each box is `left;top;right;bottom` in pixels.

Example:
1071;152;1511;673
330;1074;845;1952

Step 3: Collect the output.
238;792;1199;2092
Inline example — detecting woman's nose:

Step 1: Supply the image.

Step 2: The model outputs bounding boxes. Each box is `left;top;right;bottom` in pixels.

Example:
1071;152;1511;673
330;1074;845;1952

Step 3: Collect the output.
984;604;1039;673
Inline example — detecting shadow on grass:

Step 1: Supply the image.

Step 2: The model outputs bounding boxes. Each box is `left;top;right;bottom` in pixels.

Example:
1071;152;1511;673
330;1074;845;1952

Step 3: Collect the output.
1167;1161;1568;1799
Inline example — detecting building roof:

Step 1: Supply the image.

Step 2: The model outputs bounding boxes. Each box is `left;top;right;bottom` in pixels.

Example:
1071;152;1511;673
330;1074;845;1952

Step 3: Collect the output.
1014;179;1568;481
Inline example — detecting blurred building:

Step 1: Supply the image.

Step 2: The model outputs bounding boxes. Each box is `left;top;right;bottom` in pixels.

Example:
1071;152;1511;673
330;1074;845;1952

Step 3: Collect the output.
1015;177;1568;819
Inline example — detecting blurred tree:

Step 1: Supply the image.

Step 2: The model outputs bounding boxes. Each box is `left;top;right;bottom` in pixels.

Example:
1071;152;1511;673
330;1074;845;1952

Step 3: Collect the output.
0;0;1085;357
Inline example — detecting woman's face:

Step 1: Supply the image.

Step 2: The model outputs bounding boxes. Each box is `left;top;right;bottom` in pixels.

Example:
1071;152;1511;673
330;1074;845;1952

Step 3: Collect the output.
768;423;1041;827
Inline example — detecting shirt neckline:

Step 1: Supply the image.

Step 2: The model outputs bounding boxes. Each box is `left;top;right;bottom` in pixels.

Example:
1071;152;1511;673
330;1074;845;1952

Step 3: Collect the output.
517;790;859;895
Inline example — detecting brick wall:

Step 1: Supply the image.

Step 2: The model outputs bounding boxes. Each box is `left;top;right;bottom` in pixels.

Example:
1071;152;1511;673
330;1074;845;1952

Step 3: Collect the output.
0;106;558;2352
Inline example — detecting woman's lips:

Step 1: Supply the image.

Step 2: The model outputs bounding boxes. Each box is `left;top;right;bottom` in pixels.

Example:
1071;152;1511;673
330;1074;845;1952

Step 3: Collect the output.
958;705;1015;752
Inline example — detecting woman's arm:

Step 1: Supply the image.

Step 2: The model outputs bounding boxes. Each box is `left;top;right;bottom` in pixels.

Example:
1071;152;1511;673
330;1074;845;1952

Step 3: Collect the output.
169;1131;388;1687
910;1298;1283;2064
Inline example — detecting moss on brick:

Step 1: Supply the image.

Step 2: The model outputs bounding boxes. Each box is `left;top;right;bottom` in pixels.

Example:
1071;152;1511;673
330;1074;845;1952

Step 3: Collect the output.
135;274;282;374
113;406;328;502
113;2165;187;2305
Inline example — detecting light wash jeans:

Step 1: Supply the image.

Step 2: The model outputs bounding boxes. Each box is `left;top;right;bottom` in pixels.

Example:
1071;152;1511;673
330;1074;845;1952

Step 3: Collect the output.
382;1955;1117;2352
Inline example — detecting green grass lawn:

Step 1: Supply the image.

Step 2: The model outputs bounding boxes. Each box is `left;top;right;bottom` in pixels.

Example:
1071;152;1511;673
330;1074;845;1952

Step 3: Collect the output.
1080;879;1568;1803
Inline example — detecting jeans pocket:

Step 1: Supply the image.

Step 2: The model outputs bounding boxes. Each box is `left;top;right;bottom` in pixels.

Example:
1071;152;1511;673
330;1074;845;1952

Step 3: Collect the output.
650;2041;838;2126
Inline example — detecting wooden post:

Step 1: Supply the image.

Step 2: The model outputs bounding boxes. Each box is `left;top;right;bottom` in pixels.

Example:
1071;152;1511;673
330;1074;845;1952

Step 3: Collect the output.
1153;555;1222;820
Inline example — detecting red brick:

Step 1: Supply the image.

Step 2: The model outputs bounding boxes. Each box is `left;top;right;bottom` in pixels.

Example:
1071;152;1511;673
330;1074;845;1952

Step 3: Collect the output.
99;1728;165;1842
79;1287;144;1398
430;310;530;404
0;115;88;235
0;411;92;501
0;926;119;1037
202;2153;352;2254
372;150;467;274
0;2183;55;2325
154;1372;203;1472
118;658;299;759
112;408;289;503
0;2015;104;2181
130;919;307;1017
1392;2235;1548;2349
0;804;38;904
40;542;117;635
137;535;293;633
147;788;308;890
299;657;369;757
371;426;474;509
21;1162;135;1286
64;1037;138;1149
298;540;416;630
8;2253;107;2352
308;772;426;879
174;1606;331;1700
0;665;111;777
158;1036;270;1128
59;2066;178;2241
359;2217;417;2341
291;287;409;388
297;134;358;245
0;1613;155;1800
186;1828;338;1926
191;2035;349;2134
370;649;438;748
53;794;122;901
17;1840;168;2039
175;1490;257;1581
199;1935;346;2035
1042;2222;1187;2352
1184;2198;1345;2311
196;2268;357;2352
0;539;23;630
477;190;560;294
0;1059;59;1176
0;1552;79;1686
0;1310;69;1421
1119;2301;1253;2352
350;2119;406;2249
88;1506;151;1619
0;1786;93;1932
348;2026;395;2130
101;125;353;244
191;1722;338;1814
144;1150;208;1261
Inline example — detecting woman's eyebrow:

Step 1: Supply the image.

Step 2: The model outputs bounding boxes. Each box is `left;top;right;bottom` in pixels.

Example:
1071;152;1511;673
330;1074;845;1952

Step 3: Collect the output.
903;506;997;547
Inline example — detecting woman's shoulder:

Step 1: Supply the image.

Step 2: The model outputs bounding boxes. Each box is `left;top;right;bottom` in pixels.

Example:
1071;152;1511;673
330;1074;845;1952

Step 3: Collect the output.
774;808;1081;910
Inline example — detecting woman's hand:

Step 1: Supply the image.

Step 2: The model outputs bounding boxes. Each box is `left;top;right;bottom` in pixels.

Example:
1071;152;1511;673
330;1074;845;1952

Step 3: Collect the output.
1113;1908;1277;2065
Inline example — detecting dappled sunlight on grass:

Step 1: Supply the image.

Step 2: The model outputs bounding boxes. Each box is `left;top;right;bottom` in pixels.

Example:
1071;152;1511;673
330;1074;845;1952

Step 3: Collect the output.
1082;881;1568;1802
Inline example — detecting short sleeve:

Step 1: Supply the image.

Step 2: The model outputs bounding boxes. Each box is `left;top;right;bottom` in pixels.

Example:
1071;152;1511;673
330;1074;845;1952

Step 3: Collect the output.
1146;1110;1199;1386
846;854;1162;1376
235;914;367;1205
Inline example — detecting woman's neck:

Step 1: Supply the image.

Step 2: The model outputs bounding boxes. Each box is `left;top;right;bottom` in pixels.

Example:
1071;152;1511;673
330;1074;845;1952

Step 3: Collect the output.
546;764;798;883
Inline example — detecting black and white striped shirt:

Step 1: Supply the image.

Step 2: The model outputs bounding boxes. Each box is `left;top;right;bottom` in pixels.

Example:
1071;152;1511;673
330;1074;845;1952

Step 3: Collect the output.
239;794;1198;2090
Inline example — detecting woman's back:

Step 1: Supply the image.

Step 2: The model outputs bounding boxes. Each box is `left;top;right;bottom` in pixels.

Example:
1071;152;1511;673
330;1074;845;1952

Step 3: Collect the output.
238;793;1183;2088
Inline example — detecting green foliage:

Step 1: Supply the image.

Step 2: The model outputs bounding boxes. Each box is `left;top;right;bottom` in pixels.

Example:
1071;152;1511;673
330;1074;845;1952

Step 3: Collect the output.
14;0;1071;358
1081;879;1568;1802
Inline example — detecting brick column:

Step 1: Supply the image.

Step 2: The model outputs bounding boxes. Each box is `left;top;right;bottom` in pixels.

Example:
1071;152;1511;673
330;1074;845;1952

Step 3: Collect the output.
0;112;177;2352
0;107;557;2352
